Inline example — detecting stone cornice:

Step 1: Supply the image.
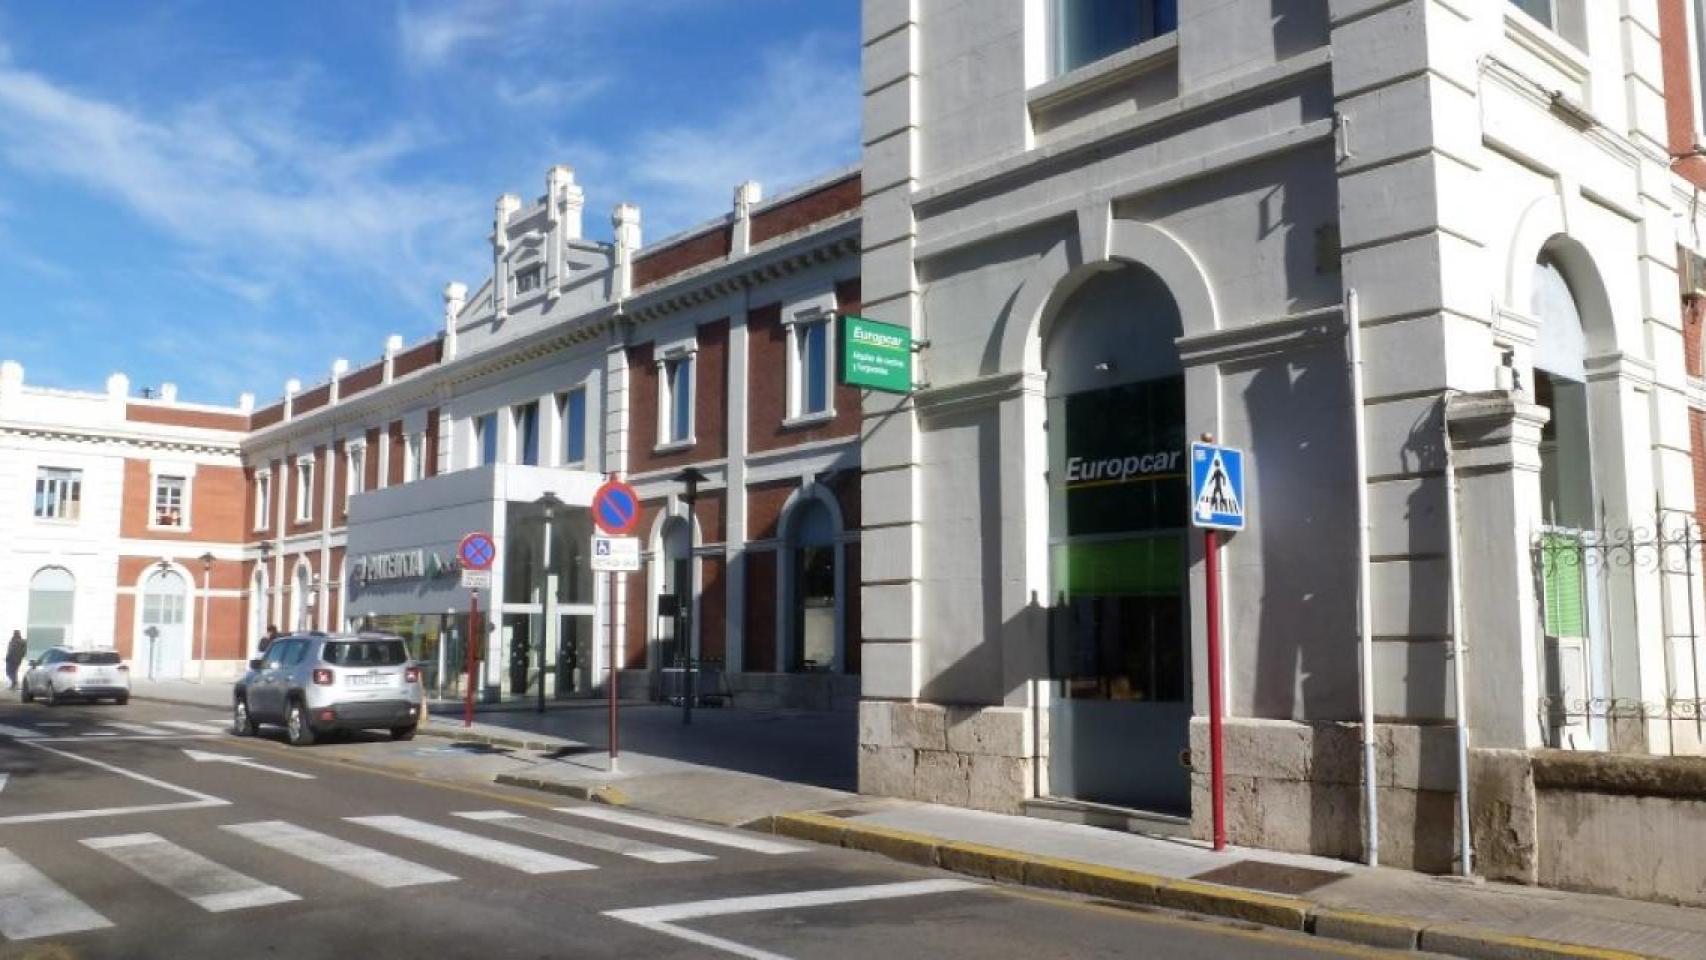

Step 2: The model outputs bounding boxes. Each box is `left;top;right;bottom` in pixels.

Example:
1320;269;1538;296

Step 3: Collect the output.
0;421;242;458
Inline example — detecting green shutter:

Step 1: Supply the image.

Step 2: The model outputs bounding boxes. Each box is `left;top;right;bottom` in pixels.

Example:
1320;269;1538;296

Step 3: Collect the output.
1540;533;1585;638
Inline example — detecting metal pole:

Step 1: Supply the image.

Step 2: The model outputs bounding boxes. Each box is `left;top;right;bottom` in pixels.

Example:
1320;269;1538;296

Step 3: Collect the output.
1443;408;1474;878
1206;527;1226;852
540;507;551;716
609;570;620;772
464;589;479;728
198;565;211;684
1347;286;1380;866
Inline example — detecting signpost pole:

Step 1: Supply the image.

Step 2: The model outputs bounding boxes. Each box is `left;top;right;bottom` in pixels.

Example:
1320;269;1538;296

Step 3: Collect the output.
608;570;619;772
1205;527;1226;852
464;589;479;729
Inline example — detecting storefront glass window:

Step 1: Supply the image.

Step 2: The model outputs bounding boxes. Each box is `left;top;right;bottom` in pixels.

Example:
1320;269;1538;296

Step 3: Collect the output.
26;566;75;653
790;499;837;672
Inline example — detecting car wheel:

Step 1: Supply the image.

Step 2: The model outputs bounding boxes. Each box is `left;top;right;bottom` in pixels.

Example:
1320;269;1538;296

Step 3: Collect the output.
232;697;258;737
115;694;129;706
19;680;32;704
390;725;416;741
44;682;58;707
285;701;315;746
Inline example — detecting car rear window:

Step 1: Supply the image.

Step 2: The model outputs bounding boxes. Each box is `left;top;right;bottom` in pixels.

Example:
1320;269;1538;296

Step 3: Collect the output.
71;651;122;665
322;640;409;667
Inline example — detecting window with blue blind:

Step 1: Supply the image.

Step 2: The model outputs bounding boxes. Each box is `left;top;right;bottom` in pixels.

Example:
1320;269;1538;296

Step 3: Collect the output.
561;388;587;465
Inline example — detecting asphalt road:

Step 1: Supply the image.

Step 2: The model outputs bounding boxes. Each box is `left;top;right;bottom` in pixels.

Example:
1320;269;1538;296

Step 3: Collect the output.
0;697;1433;960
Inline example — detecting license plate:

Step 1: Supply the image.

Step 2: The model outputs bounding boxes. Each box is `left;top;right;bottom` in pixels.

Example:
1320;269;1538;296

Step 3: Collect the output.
86;669;110;682
348;674;391;687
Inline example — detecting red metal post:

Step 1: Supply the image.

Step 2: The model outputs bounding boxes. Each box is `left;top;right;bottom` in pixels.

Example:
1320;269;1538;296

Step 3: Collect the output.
464;589;479;728
608;571;620;770
1205;528;1226;852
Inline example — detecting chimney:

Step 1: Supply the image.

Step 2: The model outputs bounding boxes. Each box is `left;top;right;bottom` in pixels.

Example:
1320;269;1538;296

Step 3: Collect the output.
283;378;302;420
443;281;468;360
612;203;642;300
731;180;762;257
382;335;405;384
159;382;178;403
238;392;255;413
329;358;349;403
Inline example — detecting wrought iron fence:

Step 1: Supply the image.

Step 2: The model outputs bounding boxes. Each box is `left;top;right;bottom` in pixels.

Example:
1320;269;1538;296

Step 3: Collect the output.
1531;509;1706;754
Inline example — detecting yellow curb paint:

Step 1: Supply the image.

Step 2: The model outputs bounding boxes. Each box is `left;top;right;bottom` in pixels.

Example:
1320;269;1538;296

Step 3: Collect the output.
1310;907;1423;951
837;822;941;868
774;813;851;847
936;841;1035;884
1419;924;1652;960
1021;856;1164;905
1156;878;1312;931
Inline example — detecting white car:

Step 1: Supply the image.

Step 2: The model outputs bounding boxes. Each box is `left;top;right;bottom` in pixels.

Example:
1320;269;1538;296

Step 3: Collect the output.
21;646;131;706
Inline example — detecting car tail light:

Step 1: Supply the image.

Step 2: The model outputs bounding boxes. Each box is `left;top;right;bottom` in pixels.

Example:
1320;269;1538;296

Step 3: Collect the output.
116;664;130;672
404;666;420;683
55;664;77;674
312;668;334;686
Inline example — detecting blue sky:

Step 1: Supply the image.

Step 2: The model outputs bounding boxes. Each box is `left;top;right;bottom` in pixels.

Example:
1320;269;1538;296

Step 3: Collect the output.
0;1;860;406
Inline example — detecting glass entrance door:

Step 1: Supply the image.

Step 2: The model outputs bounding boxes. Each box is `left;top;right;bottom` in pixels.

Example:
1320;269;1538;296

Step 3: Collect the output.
1046;376;1191;814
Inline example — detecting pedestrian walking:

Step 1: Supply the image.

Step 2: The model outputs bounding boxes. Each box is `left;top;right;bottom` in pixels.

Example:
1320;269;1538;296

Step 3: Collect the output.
5;630;26;690
259;624;280;655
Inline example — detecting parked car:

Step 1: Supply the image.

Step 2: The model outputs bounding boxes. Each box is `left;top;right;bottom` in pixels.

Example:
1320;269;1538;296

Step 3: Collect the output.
232;632;423;745
21;646;131;706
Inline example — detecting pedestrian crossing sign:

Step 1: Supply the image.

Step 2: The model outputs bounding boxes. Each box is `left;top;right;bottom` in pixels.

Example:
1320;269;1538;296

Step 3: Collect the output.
1189;442;1246;531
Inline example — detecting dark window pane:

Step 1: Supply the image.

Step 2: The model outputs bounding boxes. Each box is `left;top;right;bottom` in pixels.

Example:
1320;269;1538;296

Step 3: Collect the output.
565;389;587;463
1508;0;1552;26
322;640;409;666
71;651;122;665
805;322;828;413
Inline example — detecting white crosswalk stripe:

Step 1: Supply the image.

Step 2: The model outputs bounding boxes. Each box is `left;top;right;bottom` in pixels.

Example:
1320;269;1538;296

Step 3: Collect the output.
454;811;713;864
222;821;458;888
346;815;596;874
158;720;230;734
0;848;113;940
556;807;806;855
101;721;174;736
0;723;41;739
82;833;299;912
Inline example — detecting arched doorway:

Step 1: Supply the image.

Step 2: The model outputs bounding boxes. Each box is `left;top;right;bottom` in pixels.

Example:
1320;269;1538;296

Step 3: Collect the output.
291;563;312;632
141;567;188;679
652;515;694;688
27;567;75;652
1043;262;1190;814
786;497;840;673
1531;251;1605;749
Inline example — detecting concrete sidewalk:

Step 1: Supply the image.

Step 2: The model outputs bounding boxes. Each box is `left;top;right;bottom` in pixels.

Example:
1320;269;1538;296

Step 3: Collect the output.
132;679;1703;960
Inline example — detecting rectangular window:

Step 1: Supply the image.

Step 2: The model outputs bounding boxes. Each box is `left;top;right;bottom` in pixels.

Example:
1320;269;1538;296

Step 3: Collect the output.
516;266;542;294
476;412;499;466
794;319;831;417
1054;0;1176;76
34;467;82;521
254;472;272;529
406;433;425;481
514;401;540;466
561;388;587;466
662;355;693;444
1509;0;1553;27
294;459;313;523
346;445;366;510
154;475;186;528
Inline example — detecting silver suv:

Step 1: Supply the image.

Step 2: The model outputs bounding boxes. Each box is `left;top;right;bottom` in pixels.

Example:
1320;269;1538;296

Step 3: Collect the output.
232;632;423;746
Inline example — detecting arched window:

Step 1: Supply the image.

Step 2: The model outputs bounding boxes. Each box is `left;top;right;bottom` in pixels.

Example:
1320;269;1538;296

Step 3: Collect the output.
1533;254;1593;529
292;564;312;632
788;499;839;673
250;565;269;654
27;567;75;649
657;517;692;668
141;568;188;679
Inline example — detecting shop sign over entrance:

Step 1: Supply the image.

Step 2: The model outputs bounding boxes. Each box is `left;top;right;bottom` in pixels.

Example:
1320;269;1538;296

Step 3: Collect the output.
841;315;913;393
1189;442;1246;531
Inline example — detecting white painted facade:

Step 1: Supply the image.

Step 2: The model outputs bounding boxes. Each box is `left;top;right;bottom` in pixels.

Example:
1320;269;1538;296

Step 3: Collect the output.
856;0;1699;873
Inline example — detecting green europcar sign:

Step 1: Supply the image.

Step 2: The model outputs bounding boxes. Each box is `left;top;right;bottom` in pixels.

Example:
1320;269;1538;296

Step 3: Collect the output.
842;315;913;393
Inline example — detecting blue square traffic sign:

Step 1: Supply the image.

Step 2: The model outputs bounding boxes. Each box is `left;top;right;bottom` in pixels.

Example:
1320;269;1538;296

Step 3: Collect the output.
1190;442;1246;531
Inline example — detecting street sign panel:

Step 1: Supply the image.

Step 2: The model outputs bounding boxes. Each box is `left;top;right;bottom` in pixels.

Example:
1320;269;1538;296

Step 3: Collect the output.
460;569;492;589
1189;442;1246;531
591;479;640;536
841;315;913;393
591;535;641;572
458;531;497;571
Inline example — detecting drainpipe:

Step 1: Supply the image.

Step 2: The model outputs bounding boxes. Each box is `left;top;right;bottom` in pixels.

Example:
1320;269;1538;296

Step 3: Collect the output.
1442;392;1475;878
1346;287;1379;866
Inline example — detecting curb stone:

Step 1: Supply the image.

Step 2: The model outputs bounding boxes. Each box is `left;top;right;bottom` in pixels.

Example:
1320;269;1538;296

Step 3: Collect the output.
492;773;628;806
755;812;1656;960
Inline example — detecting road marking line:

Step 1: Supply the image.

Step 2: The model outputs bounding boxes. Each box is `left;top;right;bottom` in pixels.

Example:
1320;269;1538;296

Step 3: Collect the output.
82;832;298;913
80;732;121;737
223;821;458;888
102;721;174;736
158;720;229;734
0;740;229;826
455;810;713;864
558;807;806;855
605;879;981;960
0;848;114;941
34;722;69;727
346;815;596;874
0;773;7;794
0;724;41;739
36;734;221;743
183;749;315;780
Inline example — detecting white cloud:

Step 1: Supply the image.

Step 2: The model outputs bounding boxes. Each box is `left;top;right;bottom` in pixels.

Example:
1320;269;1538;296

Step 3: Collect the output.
622;32;861;235
397;0;505;68
495;75;608;110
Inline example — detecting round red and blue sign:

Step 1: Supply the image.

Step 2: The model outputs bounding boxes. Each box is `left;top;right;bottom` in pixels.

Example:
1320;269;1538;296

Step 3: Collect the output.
591;478;640;536
458;531;497;571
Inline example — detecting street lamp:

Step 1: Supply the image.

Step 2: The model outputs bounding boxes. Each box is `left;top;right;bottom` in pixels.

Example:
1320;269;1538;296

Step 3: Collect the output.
198;551;214;684
535;491;565;716
671;467;707;725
